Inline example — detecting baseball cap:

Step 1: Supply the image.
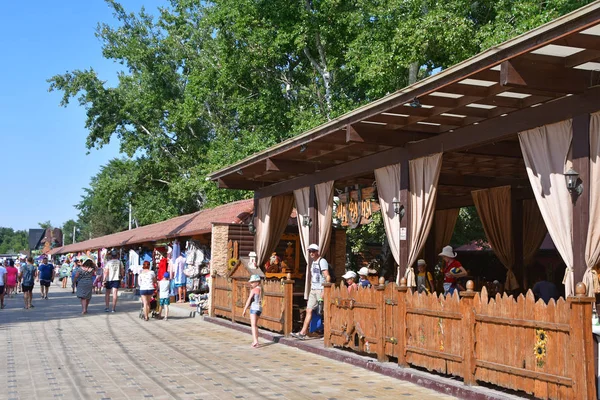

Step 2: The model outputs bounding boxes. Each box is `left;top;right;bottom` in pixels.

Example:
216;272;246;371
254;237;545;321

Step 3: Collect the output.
249;274;261;283
358;267;369;276
308;244;319;252
342;271;357;280
163;272;170;279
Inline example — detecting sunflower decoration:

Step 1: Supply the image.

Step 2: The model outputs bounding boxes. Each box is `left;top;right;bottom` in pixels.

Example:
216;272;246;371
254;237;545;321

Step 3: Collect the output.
536;329;548;345
227;258;240;271
533;329;548;368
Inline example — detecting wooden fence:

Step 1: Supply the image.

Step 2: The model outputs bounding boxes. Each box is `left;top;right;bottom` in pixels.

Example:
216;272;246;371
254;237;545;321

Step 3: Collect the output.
323;280;596;399
210;274;294;335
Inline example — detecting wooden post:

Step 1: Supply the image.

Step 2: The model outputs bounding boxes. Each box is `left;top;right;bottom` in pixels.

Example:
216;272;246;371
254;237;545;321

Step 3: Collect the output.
231;277;237;323
323;282;333;348
460;280;477;386
376;278;388;362
209;271;217;317
511;195;524;290
568;282;596;399
572;114;590;285
283;276;294;336
397;277;408;367
309;185;318;248
399;158;410;279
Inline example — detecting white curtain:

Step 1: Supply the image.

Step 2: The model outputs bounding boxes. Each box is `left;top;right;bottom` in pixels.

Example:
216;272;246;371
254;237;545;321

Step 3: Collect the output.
406;153;443;288
255;195;294;267
374;164;401;283
585;112;600;296
472;186;519;291
294;187;311;299
316;181;335;257
519;120;574;296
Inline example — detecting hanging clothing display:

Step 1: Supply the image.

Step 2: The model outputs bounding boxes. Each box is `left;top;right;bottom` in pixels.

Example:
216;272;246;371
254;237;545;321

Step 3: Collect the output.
171;240;181;263
128;249;141;274
158;258;169;281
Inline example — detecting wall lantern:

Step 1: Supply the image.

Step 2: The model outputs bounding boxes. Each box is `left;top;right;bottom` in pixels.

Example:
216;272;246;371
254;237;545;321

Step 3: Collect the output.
565;168;583;196
409;97;422;108
302;214;313;228
248;219;256;235
392;197;405;219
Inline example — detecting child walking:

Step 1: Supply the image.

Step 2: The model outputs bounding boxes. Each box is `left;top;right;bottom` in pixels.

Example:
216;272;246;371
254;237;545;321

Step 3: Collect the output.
158;272;171;321
242;274;262;348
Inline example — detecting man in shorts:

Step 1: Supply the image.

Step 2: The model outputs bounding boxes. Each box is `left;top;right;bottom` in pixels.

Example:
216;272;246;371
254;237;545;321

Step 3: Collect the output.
291;243;330;340
19;257;37;309
0;261;6;309
104;249;124;312
37;256;55;299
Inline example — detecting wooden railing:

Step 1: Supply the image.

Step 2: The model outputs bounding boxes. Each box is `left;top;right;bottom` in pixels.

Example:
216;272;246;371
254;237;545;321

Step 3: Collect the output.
322;279;596;400
210;274;294;335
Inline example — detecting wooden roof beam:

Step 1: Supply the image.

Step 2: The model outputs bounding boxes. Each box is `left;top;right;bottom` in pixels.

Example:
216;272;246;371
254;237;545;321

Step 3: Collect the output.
266;159;319;174
217;179;265;190
439;174;530;188
500;59;592;93
346;124;433;147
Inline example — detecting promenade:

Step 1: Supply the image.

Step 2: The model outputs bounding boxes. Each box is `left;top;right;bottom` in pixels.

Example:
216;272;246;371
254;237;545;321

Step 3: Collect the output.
0;283;455;400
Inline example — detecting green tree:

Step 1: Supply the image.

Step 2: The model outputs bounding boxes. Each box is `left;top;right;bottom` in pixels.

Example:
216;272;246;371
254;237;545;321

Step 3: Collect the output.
38;221;52;229
0;228;29;254
48;0;594;235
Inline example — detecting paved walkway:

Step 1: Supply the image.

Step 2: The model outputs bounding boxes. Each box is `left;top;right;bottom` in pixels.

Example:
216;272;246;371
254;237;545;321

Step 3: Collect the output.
0;283;456;400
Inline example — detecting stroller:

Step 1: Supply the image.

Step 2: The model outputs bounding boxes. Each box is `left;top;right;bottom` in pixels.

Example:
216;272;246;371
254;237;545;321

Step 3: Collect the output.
139;292;160;319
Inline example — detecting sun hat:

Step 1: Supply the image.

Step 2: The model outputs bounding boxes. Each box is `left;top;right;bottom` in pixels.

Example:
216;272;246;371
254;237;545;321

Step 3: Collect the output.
342;271;357;280
438;245;457;258
417;259;427;266
249;274;261;283
308;244;320;252
358;267;369;276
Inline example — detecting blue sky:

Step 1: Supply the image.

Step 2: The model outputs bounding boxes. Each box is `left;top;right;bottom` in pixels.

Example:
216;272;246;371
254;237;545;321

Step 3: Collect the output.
0;0;166;231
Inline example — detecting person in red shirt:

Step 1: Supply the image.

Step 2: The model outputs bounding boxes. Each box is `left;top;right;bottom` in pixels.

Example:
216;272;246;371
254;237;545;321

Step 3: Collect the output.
439;245;467;296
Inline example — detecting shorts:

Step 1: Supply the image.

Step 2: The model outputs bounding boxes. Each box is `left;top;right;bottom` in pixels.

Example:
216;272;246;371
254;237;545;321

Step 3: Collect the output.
250;309;262;316
140;289;154;296
22;285;34;293
307;289;323;310
159;298;170;306
0;286;4;295
175;283;186;288
40;280;51;287
105;281;120;290
443;282;456;295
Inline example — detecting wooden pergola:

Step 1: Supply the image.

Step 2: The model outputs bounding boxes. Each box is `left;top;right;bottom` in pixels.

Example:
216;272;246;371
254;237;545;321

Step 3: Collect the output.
208;2;600;286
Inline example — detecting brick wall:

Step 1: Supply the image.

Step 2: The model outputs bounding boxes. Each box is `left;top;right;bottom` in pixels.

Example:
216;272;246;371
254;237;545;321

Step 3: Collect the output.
210;224;229;277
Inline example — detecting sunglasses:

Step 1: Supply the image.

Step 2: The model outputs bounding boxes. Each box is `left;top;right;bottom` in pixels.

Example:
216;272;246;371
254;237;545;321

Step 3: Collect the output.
308;250;317;253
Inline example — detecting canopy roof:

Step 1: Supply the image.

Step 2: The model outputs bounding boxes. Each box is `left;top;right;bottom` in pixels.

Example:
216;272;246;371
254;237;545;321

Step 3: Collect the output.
49;199;253;255
208;2;600;205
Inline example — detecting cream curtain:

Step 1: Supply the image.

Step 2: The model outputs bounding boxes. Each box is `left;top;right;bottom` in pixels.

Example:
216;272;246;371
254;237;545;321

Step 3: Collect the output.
434;209;460;257
316;181;335;258
519;120;574;296
472;186;519;291
522;199;547;268
585;112;600;296
406;153;443;288
294;187;312;300
255;194;294;267
374;164;401;283
294;187;311;264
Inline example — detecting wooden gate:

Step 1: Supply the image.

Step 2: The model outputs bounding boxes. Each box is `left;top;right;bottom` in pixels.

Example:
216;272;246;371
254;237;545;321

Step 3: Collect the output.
211;274;232;319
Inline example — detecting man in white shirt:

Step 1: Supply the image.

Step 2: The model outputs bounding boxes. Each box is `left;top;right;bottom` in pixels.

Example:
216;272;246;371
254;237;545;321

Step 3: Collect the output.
103;250;124;312
291;243;329;340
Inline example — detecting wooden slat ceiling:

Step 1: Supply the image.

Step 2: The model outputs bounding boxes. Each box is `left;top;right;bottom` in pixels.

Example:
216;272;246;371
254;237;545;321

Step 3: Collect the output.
210;6;600;201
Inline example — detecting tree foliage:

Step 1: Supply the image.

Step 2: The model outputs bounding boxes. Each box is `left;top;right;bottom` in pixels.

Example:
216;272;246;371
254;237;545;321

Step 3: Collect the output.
0;228;28;254
48;0;594;236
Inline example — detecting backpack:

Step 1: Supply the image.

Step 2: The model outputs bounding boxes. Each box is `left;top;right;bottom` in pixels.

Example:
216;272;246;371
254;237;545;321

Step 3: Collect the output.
318;258;335;284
